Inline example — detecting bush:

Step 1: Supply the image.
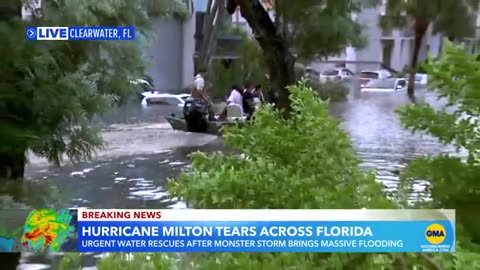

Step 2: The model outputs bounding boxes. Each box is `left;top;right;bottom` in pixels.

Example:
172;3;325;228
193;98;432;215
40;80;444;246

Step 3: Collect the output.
397;42;480;246
163;80;407;269
97;75;480;268
168;80;387;210
307;80;349;102
97;253;177;270
208;32;268;100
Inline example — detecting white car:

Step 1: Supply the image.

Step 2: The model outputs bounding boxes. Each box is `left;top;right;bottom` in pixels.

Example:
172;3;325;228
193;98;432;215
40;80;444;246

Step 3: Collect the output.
141;93;189;106
359;70;392;87
320;68;354;82
130;79;154;90
305;68;320;82
360;78;407;92
415;73;428;85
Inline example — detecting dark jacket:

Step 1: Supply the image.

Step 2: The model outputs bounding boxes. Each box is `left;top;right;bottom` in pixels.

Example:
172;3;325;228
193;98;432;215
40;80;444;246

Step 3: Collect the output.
242;89;255;115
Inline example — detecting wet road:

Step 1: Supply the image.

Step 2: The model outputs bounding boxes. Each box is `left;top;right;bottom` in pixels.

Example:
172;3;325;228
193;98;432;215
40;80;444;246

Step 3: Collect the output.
14;86;463;269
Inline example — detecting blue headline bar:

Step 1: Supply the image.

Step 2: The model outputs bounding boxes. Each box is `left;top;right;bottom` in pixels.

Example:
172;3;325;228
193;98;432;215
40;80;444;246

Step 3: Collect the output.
26;26;135;41
77;221;454;253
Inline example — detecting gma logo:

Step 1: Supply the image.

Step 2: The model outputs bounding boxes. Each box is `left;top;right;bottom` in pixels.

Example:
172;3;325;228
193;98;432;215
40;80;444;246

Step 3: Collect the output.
425;224;446;245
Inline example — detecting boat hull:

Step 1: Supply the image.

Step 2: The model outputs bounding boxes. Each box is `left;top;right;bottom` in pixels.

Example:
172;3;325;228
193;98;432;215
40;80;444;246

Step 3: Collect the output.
165;116;238;136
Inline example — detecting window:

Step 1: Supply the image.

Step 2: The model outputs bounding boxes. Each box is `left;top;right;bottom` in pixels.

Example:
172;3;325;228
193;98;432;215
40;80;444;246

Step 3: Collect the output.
364;78;396;89
322;69;339;76
360;72;379;79
396;80;407;88
342;69;353;76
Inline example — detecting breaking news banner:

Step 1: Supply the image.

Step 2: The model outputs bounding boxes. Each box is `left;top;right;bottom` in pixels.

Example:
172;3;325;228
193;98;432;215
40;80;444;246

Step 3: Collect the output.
76;209;454;253
25;26;135;41
0;209;454;253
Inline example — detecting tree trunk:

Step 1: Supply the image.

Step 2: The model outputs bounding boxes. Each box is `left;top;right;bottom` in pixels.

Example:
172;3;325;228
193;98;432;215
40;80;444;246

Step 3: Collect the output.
0;253;21;270
0;152;25;270
0;1;28;267
197;0;222;71
407;20;429;101
0;151;26;180
0;151;26;268
235;0;295;116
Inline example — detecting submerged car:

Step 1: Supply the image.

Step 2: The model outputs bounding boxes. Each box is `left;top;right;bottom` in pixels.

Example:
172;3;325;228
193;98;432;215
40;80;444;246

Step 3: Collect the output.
360;78;407;92
141;93;189;106
359;70;392;87
320;68;354;82
415;73;428;86
130;78;157;99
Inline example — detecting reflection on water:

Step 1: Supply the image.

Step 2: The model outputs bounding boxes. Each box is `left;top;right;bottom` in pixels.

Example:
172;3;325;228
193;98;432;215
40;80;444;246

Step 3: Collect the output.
13;86;464;269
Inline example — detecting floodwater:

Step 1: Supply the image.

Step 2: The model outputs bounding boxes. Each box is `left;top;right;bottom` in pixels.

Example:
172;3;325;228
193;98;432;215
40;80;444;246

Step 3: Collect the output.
9;85;462;269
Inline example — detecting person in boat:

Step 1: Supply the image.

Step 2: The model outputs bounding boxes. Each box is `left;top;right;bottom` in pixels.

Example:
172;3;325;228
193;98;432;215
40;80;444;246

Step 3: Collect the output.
242;82;255;120
266;86;276;104
219;84;243;121
190;70;215;120
227;84;244;108
252;84;264;101
252;84;265;106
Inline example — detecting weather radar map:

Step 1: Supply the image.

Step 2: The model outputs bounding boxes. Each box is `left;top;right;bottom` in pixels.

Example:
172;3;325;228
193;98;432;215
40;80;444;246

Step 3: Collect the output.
20;209;78;252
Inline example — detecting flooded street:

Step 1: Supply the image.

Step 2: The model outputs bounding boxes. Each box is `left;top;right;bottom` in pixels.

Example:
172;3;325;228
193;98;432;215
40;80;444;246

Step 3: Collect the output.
16;86;461;269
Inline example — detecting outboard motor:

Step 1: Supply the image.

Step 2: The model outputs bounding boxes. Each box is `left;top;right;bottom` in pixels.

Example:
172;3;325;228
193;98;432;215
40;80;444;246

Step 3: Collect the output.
183;98;208;133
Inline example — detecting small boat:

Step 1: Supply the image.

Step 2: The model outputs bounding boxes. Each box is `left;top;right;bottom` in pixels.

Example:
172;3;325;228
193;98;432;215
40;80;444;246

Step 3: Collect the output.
165;114;246;136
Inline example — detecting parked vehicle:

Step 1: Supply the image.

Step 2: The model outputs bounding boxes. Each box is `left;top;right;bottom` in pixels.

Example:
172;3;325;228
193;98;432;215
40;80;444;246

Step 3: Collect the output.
320;68;354;82
305;68;320;82
360;78;407;92
141;93;190;115
130;79;153;91
415;73;428;85
359;70;392;87
141;93;189;105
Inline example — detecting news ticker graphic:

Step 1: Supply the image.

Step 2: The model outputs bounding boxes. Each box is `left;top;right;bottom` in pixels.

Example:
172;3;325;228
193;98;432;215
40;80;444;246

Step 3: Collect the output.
0;209;454;253
25;26;135;41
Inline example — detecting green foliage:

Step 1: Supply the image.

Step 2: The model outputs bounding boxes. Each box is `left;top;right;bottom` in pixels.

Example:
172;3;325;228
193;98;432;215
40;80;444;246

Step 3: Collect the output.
307;80;349;102
275;0;371;60
98;79;480;268
97;253;177;270
0;0;161;167
57;253;82;270
146;0;189;19
208;32;268;99
381;0;479;40
397;42;480;244
168;80;389;210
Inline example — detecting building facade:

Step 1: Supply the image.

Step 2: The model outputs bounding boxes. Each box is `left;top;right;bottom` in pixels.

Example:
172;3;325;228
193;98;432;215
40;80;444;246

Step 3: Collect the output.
146;0;196;90
313;3;480;73
22;0;197;91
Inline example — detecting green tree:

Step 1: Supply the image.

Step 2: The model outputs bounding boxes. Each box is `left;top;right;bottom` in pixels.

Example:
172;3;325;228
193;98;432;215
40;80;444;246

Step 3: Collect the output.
225;0;368;114
208;28;269;99
381;0;479;100
397;42;480;246
0;0;171;181
158;80;479;268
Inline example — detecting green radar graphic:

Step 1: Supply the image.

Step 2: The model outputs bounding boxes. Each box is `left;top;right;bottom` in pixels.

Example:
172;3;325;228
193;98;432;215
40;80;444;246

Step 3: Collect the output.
21;209;76;252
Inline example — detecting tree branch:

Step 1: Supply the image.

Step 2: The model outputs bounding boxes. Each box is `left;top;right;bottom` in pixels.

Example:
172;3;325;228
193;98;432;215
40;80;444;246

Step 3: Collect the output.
419;253;444;270
198;0;222;70
235;0;296;114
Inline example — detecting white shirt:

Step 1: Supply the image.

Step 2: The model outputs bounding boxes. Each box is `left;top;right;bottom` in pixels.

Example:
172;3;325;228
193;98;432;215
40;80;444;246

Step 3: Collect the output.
194;75;205;90
227;89;243;108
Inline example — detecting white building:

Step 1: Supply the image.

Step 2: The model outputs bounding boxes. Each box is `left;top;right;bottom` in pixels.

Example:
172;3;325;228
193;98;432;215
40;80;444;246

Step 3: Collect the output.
231;0;275;33
230;1;480;73
313;3;480;73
